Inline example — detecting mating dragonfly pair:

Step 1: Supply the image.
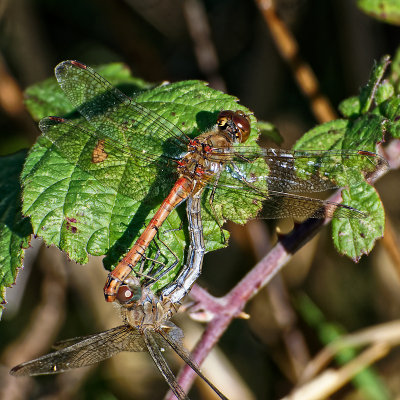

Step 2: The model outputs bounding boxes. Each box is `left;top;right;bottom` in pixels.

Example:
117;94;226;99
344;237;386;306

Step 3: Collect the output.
10;60;387;399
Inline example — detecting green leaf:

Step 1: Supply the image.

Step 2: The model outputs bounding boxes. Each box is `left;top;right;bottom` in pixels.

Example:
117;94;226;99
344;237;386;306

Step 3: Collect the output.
339;96;361;118
342;113;388;150
389;47;400;92
357;0;400;25
256;120;283;145
340;55;395;119
377;97;400;137
22;64;259;293
294;119;349;150
20;57;392;290
0;150;32;318
293;115;386;261
359;55;391;114
301;56;395;260
339;53;400;138
374;80;395;105
332;183;385;262
24;63;153;121
311;55;395;260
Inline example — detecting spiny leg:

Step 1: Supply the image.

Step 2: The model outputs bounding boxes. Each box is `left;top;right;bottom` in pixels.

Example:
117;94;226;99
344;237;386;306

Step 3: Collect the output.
146;227;180;289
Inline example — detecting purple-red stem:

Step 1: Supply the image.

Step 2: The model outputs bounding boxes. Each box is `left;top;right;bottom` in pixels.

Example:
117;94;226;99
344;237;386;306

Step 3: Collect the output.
169;221;326;398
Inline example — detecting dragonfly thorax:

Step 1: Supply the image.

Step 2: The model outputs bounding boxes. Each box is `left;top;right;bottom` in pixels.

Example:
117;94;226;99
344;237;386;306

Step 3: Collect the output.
176;110;251;193
118;278;179;329
177;138;223;193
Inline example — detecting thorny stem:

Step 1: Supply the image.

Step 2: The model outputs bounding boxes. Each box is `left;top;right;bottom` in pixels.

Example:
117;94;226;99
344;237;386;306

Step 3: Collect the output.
165;140;399;399
169;222;325;399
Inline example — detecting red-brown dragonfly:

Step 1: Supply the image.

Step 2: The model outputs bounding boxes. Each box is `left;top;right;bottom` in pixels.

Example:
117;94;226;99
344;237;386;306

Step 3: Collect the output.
10;276;227;400
38;61;387;305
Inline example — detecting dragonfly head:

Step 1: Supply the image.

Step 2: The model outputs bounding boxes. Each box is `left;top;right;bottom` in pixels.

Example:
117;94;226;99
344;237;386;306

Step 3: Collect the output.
116;278;142;304
217;110;251;144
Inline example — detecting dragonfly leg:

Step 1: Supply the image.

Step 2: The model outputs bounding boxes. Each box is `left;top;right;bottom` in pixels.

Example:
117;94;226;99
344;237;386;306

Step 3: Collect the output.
149;222;184;280
131;228;181;288
146;229;180;288
143;230;163;277
161;220;184;234
134;252;163;284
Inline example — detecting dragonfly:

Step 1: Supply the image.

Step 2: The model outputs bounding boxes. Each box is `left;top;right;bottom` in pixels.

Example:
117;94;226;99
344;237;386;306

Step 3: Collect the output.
10;275;228;400
38;60;388;305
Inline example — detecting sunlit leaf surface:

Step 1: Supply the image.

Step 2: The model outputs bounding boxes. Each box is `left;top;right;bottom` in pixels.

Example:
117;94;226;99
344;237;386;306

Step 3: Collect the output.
22;63;259;292
0;150;32;317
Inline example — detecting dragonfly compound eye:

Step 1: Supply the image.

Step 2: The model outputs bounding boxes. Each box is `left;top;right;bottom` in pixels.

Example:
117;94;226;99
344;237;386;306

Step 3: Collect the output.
116;283;141;304
217;110;251;143
233;110;251;143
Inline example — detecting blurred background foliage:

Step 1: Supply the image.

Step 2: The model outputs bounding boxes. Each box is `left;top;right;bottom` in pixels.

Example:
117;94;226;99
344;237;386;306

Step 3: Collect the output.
1;0;400;399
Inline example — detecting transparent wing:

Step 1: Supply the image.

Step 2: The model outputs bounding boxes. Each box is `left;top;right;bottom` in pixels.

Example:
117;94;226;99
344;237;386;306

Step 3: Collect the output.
157;328;228;399
143;329;189;400
209;147;388;193
10;325;145;376
202;183;365;224
39;117;179;202
55;60;189;160
199;147;388;222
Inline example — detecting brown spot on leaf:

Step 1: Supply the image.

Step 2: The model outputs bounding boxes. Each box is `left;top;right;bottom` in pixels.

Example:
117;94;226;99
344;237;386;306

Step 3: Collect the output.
92;139;108;163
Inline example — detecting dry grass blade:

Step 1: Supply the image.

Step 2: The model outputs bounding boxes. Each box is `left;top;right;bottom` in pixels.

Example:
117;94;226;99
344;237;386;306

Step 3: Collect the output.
283;343;390;400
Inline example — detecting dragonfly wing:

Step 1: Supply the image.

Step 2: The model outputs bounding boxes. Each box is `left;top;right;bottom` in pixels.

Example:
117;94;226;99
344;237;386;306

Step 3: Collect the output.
260;190;366;219
143;329;189;400
200;147;387;222
157;328;229;400
52;332;104;350
10;325;145;376
55;60;188;159
203;178;366;223
210;147;388;193
39;117;178;202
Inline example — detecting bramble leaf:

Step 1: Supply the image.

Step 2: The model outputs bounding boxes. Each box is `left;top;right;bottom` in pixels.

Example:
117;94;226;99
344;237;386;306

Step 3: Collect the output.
295;55;397;260
257;120;283;145
357;0;400;25
25;63;153;121
359;55;390;114
21;63;259;293
339;96;361;118
0;150;32;318
293;115;387;260
332;183;385;262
